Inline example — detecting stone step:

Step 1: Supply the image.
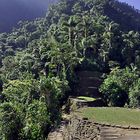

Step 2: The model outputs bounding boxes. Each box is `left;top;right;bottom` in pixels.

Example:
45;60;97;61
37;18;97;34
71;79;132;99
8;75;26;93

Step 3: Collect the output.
100;137;119;140
101;132;118;135
100;134;120;137
100;135;119;140
119;136;140;140
101;131;120;134
78;86;100;94
78;77;102;87
77;87;101;98
79;76;102;81
100;127;120;140
78;71;103;78
100;129;117;133
79;86;99;91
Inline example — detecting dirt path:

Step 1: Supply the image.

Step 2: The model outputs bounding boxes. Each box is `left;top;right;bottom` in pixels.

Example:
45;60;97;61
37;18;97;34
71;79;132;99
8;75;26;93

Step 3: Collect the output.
100;126;140;140
47;131;63;140
47;121;66;140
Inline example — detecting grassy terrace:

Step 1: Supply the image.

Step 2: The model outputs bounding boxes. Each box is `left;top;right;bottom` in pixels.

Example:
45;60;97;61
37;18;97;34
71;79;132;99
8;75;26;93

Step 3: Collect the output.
78;107;140;126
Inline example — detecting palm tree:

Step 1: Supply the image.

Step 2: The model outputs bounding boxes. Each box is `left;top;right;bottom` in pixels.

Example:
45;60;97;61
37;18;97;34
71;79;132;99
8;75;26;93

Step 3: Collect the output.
122;31;140;64
61;16;77;45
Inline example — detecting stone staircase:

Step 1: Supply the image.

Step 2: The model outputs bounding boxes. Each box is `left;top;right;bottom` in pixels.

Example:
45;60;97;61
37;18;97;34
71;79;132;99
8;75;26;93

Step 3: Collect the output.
99;127;121;140
47;70;140;140
99;126;140;140
77;71;103;99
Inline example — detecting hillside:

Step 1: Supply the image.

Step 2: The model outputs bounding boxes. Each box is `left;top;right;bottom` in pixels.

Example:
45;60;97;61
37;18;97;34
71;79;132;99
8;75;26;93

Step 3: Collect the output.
0;0;140;139
0;0;57;32
104;0;140;31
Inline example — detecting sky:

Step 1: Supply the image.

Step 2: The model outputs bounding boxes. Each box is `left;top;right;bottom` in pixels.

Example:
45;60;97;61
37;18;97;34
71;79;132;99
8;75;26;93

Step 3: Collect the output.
119;0;140;10
0;0;57;32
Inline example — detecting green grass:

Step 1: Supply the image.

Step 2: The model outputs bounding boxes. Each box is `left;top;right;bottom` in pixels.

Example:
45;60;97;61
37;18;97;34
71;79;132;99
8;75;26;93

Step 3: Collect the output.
77;96;97;102
78;107;140;126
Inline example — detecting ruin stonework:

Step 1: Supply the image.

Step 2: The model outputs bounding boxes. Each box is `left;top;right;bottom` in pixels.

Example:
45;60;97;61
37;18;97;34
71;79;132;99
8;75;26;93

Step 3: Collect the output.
59;115;140;140
63;116;100;140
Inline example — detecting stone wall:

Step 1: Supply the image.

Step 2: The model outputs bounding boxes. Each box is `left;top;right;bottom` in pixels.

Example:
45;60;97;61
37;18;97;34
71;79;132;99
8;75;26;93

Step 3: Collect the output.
61;115;140;140
62;116;100;140
48;114;140;140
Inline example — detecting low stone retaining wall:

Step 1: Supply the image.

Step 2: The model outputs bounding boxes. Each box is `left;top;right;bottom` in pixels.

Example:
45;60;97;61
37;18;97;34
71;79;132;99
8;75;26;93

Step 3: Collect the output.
62;116;100;140
68;97;105;112
61;115;140;140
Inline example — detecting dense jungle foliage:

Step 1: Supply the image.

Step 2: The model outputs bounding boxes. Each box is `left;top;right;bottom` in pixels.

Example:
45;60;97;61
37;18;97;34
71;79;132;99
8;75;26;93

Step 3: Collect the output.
0;0;140;139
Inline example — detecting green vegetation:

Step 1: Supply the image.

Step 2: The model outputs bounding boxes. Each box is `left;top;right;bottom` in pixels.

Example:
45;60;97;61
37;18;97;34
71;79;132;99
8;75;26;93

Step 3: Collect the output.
100;67;140;107
0;0;140;139
79;107;140;126
129;79;140;108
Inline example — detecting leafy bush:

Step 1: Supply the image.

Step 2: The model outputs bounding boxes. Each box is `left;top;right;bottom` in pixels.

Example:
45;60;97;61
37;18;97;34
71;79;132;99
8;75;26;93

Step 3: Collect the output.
21;100;51;140
129;79;140;108
100;67;139;107
100;78;127;107
0;79;51;140
0;102;22;140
